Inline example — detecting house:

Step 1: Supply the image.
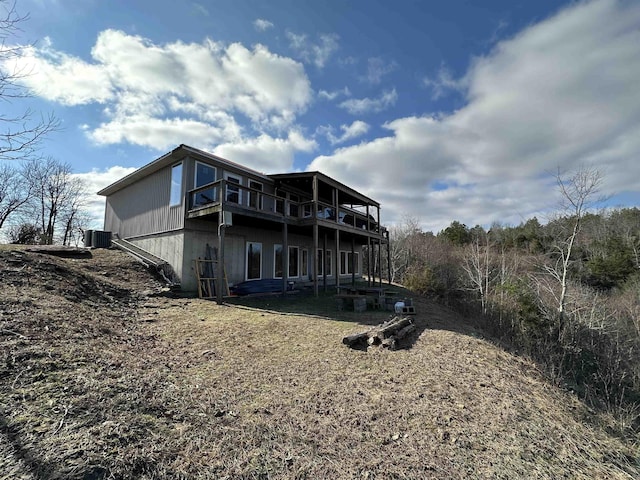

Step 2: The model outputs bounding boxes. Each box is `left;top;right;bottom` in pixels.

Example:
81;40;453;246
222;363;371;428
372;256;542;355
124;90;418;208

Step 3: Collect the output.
98;144;390;298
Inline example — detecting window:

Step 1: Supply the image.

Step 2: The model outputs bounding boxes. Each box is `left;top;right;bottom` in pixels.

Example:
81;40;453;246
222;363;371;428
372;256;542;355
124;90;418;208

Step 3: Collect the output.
225;173;241;204
170;163;182;206
349;252;359;275
288;246;299;278
249;180;263;210
317;249;332;277
274;244;283;278
316;249;323;277
301;249;308;278
340;251;360;275
193;162;216;207
246;242;262;280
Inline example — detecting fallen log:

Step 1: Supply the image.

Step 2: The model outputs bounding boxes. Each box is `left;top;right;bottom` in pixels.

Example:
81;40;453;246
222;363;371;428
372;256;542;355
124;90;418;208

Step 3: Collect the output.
342;316;415;351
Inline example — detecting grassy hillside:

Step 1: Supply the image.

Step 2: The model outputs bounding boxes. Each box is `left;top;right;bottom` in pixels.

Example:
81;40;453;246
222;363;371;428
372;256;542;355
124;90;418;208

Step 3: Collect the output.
1;248;638;479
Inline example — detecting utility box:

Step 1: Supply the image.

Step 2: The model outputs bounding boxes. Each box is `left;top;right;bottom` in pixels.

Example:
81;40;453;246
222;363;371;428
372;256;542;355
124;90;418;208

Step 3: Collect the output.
91;230;112;248
84;229;94;248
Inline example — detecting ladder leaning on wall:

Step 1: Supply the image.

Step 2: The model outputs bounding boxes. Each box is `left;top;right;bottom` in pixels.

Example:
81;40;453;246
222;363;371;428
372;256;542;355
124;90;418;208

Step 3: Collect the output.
193;244;229;299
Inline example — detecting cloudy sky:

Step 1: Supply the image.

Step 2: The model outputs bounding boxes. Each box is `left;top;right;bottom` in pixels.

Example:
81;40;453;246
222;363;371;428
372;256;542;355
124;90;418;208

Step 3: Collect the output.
2;0;640;231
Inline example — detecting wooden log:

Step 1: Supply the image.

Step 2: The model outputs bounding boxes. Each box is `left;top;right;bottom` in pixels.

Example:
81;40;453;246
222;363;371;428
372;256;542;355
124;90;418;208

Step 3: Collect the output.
342;332;368;346
375;316;412;339
395;324;416;340
381;337;396;350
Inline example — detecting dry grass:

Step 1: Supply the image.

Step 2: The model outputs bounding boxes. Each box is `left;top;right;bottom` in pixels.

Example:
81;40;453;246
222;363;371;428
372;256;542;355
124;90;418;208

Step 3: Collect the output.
1;248;638;479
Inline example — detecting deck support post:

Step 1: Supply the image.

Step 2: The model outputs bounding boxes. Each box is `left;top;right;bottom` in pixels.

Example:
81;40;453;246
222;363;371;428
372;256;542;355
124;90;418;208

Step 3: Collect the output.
386;229;392;286
312;174;319;297
323;232;327;292
217;212;225;305
282;221;288;298
335;228;340;292
351;236;356;286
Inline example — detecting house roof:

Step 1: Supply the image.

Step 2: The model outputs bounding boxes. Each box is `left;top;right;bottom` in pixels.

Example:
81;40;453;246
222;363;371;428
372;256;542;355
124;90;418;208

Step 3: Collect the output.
98;145;380;208
97;144;272;196
270;171;380;207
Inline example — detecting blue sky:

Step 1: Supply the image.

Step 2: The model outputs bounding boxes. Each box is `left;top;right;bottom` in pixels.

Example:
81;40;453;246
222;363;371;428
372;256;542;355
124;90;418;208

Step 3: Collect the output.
3;0;640;231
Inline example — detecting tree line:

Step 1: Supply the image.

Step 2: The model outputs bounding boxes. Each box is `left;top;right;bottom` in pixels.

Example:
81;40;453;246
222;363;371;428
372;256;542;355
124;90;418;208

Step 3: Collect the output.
386;168;640;436
0;158;89;245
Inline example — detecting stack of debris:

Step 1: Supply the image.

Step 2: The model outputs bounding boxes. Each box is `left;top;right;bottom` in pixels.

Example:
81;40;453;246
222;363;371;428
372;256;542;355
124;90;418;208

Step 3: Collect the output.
342;316;416;351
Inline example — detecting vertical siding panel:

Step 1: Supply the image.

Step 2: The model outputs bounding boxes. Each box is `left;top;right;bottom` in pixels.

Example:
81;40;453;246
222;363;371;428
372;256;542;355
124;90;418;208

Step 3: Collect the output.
103;165;185;238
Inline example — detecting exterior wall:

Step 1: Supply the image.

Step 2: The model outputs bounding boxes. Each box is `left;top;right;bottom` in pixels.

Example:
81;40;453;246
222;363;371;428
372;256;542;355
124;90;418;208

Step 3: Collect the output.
181;219;364;293
104;163;185;238
127;231;185;283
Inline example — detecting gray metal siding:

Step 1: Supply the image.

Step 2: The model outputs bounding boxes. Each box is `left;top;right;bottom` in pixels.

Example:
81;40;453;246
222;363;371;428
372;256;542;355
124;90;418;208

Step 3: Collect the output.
104;164;185;238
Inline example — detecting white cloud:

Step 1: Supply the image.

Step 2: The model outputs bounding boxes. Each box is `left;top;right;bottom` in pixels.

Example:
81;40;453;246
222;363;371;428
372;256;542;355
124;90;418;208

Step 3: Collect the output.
72;166;137;228
1;29;313;171
253;19;274;31
423;64;466;99
286;31;339;68
317;120;370;145
213;130;317;173
339;89;397;115
365;57;397;85
310;0;640;232
318;87;351;101
192;3;210;17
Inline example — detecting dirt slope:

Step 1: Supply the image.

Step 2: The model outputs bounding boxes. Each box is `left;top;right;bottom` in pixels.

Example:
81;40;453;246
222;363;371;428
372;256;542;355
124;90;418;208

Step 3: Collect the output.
1;247;638;479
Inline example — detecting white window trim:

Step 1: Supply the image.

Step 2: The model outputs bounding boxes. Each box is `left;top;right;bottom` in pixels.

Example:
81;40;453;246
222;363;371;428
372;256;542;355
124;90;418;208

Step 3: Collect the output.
340;250;360;275
301;248;309;278
245;241;263;281
194;161;217;188
288;245;299;278
274;244;283;279
224;172;243;205
170;162;183;207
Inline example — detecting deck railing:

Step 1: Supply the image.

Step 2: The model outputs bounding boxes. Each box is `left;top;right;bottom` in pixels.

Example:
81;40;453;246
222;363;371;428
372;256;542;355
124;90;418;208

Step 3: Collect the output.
186;180;381;234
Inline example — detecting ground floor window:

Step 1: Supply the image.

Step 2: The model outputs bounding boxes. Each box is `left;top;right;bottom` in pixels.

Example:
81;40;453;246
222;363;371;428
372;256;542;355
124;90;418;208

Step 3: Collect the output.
317;248;332;277
246;242;262;280
274;244;283;278
289;246;299;277
340;251;360;275
301;249;308;278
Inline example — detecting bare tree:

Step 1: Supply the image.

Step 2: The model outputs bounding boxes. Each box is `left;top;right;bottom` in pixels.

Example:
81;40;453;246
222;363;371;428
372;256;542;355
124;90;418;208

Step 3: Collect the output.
543;166;606;332
0;160;28;230
461;227;492;314
25;158;87;244
1;0;59;161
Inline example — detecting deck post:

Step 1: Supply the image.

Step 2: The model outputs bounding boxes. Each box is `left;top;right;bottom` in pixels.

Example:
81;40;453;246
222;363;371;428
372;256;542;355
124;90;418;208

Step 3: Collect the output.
323;232;327;292
217;212;225;305
282;221;288;298
335;228;340;292
386;229;392;285
351;236;356;286
312;174;319;297
367;236;371;287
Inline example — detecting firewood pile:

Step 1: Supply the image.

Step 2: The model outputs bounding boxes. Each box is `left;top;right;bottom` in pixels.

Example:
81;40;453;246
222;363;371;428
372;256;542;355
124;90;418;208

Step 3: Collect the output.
342;316;416;351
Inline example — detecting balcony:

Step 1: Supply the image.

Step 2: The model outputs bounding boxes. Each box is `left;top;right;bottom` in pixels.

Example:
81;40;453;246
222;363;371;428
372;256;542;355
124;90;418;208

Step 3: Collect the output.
187;179;384;237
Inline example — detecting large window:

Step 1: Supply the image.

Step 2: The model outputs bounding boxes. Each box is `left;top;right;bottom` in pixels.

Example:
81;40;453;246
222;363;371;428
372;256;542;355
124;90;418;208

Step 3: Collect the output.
317;248;332;277
246;242;262;280
274;244;283;278
288;246;299;278
193;162;216;207
170;163;182;206
301;249;308;278
340;251;360;275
